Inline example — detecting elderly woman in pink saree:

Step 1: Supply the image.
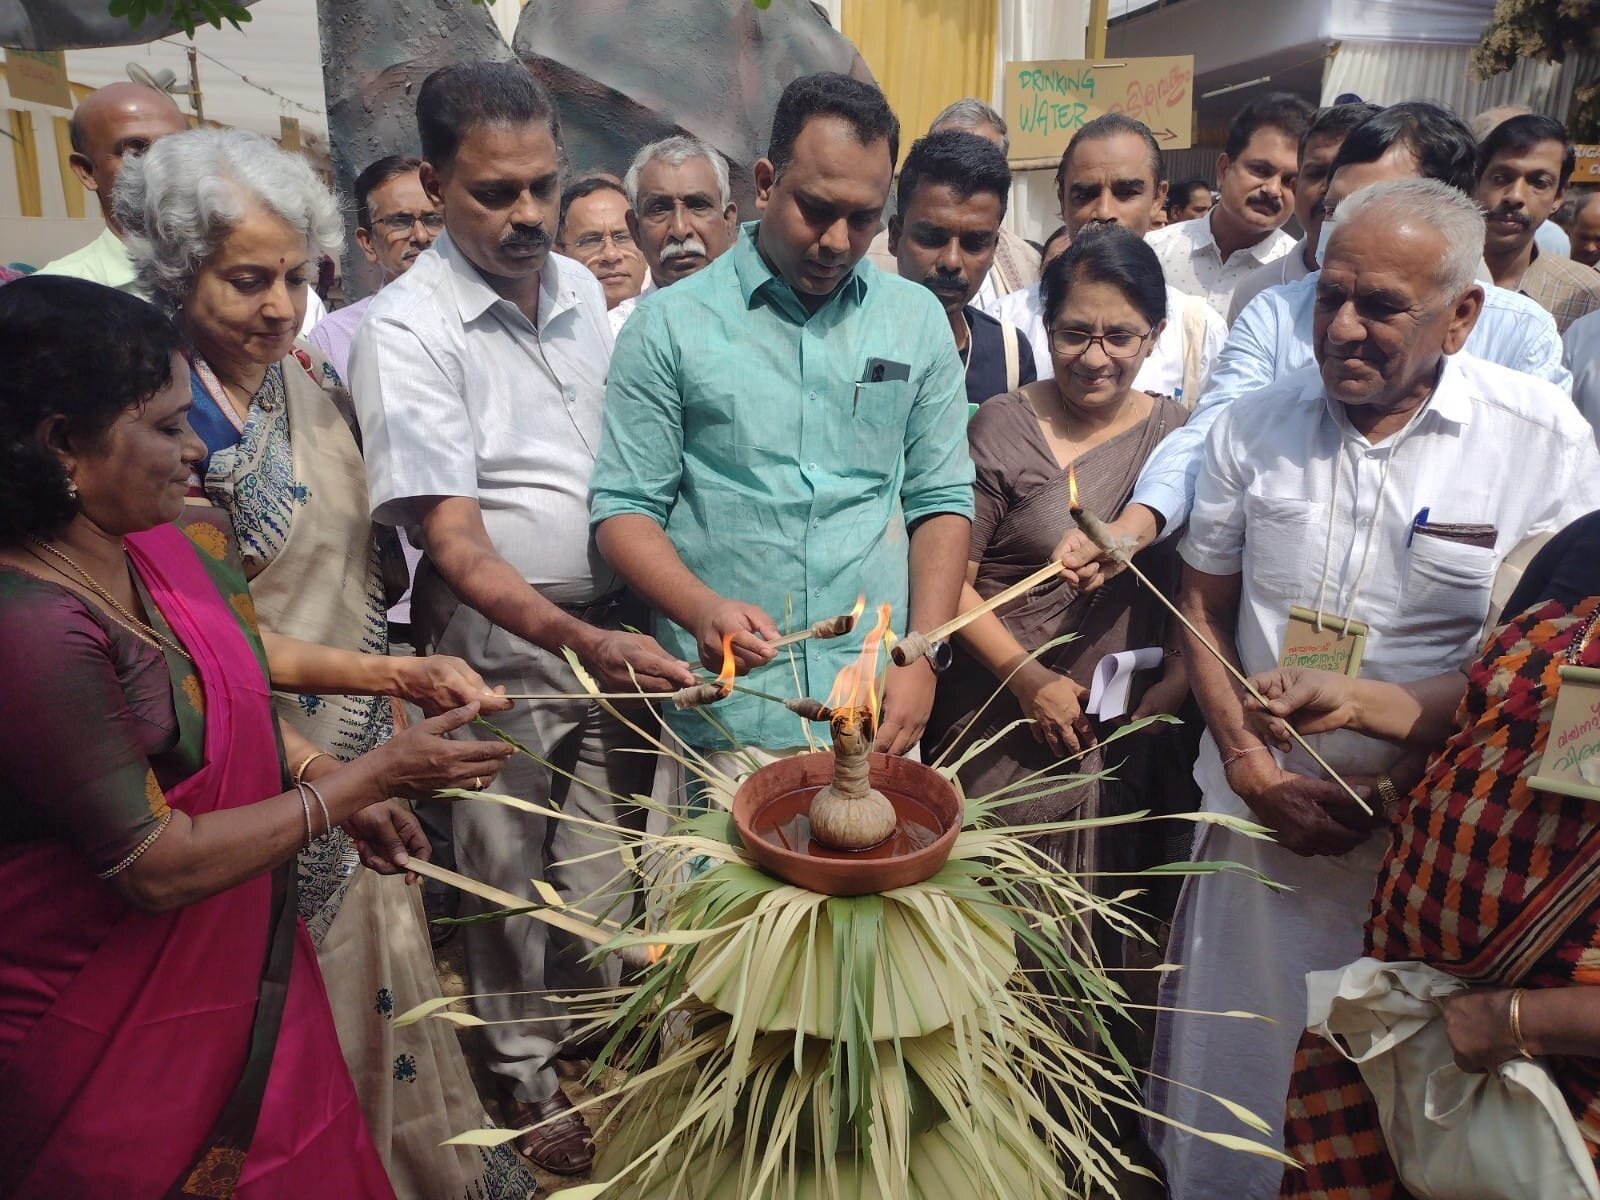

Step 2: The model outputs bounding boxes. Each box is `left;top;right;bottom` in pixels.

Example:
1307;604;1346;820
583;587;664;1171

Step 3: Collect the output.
0;278;511;1198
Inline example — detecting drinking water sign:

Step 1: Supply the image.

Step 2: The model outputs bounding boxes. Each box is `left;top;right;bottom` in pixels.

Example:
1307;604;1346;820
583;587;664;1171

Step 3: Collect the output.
1004;55;1195;160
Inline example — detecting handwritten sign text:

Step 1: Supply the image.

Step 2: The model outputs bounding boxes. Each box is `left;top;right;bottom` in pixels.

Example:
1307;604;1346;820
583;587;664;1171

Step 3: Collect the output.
1005;56;1195;160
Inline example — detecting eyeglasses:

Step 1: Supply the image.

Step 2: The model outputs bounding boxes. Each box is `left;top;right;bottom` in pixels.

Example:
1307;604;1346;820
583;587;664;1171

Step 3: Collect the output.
1047;327;1154;358
372;212;445;236
568;229;636;254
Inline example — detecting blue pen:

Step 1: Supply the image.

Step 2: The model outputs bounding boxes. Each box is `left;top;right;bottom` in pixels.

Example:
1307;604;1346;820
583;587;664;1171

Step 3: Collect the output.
1408;506;1430;546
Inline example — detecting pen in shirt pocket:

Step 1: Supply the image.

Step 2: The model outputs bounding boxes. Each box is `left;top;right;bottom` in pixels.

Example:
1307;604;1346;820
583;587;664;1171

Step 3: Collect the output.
1407;507;1430;547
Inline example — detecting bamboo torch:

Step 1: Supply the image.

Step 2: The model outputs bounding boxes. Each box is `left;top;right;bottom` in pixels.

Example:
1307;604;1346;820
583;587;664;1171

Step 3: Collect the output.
1065;469;1371;815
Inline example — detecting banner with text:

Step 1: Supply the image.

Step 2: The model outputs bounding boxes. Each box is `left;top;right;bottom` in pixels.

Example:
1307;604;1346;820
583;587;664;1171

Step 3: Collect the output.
1005;56;1195;161
4;49;73;109
1574;145;1600;187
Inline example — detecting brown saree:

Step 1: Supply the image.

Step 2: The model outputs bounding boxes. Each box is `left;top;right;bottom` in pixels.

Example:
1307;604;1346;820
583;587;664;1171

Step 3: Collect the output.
926;391;1190;874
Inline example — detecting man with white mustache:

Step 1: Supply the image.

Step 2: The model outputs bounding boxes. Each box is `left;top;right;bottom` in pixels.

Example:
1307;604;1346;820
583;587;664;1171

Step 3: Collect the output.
611;134;740;331
308;154;441;378
1146;92;1311;314
1474;112;1600;334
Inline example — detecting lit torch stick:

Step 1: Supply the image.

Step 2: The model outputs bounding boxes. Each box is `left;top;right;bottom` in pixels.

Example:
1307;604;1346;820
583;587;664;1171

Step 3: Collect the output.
767;595;866;650
891;565;1069;669
1062;467;1371;815
674;633;738;709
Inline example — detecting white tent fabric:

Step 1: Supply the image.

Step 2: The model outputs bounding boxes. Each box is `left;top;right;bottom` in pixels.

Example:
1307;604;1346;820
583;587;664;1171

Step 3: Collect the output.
63;0;332;142
1326;0;1501;47
1323;39;1600;124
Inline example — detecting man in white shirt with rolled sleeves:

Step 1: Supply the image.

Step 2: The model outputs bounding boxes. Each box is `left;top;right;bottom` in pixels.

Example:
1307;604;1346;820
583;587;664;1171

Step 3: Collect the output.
349;62;694;1176
1145;178;1600;1199
985;112;1226;407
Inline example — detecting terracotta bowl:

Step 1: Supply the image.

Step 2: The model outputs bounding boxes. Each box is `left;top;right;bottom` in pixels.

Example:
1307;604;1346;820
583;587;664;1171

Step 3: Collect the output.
731;751;962;896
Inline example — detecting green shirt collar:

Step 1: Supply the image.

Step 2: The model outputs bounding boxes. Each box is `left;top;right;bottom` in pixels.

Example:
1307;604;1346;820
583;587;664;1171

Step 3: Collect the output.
731;221;871;318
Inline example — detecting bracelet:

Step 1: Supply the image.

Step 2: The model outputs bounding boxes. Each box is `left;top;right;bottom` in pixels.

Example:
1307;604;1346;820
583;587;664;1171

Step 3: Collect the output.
296;783;315;848
1509;988;1535;1060
97;810;174;879
303;779;334;840
1374;773;1402;818
292;750;330;787
1221;744;1269;770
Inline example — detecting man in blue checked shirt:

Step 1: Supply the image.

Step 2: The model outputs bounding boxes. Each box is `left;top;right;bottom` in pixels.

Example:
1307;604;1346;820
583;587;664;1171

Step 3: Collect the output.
591;73;974;762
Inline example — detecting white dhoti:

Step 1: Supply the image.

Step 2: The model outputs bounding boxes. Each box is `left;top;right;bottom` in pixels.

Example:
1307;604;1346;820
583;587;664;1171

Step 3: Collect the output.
1145;737;1389;1200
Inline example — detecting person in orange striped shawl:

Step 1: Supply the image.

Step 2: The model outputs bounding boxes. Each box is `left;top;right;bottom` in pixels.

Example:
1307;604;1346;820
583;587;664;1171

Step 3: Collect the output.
1248;510;1600;1198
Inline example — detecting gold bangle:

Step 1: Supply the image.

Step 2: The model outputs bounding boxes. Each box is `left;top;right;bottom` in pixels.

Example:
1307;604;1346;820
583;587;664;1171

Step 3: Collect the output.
97;810;174;879
304;779;334;840
296;783;315;847
292;750;330;787
1509;988;1535;1060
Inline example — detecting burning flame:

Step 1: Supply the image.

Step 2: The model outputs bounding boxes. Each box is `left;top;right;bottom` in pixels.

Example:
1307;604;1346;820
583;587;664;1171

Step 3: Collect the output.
1067;464;1080;510
646;943;666;965
824;602;894;725
716;632;737;695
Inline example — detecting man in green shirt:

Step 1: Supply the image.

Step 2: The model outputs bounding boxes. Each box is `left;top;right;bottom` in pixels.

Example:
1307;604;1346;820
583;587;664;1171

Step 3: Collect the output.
592;73;973;758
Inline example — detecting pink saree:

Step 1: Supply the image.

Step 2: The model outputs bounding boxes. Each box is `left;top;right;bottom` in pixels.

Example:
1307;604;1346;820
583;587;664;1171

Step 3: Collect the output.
0;523;393;1199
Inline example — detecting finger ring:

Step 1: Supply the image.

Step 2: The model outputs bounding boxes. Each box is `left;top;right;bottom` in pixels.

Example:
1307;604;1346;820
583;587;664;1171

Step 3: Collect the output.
473;776;486;790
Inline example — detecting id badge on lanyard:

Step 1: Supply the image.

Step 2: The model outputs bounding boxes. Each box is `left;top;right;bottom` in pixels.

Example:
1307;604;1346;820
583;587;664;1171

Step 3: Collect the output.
1530;664;1600;801
1276;436;1391;680
1278;605;1368;678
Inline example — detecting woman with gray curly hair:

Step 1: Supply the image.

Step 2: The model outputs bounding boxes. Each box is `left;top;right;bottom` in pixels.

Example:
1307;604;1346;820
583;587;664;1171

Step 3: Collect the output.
117;127;537;1200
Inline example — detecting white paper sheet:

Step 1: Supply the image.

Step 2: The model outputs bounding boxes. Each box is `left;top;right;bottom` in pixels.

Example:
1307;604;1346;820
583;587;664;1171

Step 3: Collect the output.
1085;647;1165;721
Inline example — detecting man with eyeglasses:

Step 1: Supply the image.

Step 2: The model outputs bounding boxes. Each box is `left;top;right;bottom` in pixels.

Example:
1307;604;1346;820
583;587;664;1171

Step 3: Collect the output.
308;154;443;378
611;134;740;332
556;175;647;334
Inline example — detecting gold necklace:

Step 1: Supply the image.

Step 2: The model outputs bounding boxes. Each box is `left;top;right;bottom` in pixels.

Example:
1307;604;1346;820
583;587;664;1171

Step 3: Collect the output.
25;538;193;662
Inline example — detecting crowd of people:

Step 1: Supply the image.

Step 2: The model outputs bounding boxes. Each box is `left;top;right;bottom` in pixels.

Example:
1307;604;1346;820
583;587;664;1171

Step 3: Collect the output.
5;51;1600;1200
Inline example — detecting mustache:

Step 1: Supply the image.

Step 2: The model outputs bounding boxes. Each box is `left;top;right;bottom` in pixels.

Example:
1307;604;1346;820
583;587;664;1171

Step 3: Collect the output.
660;234;709;262
1489;206;1530;228
921;272;969;294
1247;192;1283;212
499;226;551;251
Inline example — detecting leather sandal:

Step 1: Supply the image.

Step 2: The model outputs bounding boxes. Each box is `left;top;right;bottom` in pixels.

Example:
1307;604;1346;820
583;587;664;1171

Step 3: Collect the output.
506;1089;595;1176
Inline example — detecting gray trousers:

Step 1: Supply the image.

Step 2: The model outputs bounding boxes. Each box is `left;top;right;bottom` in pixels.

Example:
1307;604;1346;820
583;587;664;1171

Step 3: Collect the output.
415;568;651;1103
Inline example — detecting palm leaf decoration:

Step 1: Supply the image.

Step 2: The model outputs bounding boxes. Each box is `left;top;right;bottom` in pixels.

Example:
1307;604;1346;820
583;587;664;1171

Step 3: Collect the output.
418;648;1290;1197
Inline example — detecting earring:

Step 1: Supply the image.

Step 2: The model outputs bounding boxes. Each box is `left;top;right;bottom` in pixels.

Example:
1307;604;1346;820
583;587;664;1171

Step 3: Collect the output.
65;478;79;500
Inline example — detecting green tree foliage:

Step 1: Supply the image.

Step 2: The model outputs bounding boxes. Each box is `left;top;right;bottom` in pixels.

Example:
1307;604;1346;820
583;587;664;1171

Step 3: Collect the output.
1472;0;1600;140
107;0;250;37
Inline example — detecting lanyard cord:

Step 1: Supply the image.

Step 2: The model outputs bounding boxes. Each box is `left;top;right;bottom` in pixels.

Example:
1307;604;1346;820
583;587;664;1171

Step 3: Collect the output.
1312;416;1417;632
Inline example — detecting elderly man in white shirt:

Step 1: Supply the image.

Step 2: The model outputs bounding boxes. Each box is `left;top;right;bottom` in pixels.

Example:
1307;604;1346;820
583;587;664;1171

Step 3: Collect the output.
609;133;740;333
349;63;694;1177
1145;178;1600;1199
1059;104;1574;582
985;112;1226;407
1145;92;1310;314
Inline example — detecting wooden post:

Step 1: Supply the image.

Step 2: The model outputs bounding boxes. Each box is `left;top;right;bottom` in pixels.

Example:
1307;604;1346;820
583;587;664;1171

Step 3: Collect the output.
1087;0;1110;59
